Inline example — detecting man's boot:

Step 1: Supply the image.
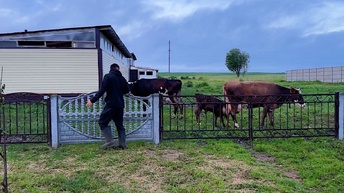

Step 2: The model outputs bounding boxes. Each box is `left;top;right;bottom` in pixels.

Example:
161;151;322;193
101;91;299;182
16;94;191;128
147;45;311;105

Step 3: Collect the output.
100;126;115;149
114;129;126;150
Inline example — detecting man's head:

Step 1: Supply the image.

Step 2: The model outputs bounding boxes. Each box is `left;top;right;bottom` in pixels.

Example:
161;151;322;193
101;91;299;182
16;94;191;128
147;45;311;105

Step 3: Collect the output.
110;63;120;71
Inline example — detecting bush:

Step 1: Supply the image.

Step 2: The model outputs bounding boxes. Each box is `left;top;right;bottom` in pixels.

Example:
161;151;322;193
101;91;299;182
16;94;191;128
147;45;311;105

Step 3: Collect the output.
196;82;209;88
180;76;189;80
185;81;193;87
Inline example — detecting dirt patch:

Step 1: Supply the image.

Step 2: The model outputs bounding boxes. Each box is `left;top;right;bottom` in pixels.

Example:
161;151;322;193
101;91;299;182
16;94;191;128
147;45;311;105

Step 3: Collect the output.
231;170;252;185
121;149;181;193
284;170;302;182
203;156;256;186
251;152;276;162
160;149;184;162
251;151;301;183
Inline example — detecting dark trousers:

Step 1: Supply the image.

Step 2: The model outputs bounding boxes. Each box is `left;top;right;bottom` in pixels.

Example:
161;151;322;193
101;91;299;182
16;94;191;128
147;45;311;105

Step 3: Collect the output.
98;105;125;132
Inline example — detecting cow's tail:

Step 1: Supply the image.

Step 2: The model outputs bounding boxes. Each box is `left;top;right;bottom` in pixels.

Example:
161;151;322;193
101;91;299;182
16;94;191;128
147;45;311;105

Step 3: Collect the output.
176;82;183;118
222;84;231;105
222;84;232;127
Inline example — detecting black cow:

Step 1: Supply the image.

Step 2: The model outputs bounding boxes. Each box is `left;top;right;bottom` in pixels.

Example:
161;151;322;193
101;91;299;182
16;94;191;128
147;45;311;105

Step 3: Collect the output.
129;78;183;119
223;81;306;128
194;93;228;127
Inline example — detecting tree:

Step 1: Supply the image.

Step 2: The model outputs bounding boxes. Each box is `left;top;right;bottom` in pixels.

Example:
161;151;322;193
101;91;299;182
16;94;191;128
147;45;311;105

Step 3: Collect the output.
225;48;250;77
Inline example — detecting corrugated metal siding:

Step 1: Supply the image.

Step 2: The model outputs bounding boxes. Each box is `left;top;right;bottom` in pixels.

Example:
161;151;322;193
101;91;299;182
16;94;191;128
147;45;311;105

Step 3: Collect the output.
0;49;99;93
102;50;130;81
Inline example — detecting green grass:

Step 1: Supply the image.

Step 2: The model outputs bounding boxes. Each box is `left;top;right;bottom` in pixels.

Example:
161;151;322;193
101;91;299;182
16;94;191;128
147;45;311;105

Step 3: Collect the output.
5;138;344;192
2;72;344;192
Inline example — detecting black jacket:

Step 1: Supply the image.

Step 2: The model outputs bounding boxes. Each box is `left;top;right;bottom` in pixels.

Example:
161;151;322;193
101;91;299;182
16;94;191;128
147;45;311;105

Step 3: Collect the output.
90;69;129;108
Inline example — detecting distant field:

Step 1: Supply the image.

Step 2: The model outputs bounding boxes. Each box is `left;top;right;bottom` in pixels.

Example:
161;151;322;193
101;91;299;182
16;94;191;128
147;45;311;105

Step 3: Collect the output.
159;72;286;82
158;72;344;95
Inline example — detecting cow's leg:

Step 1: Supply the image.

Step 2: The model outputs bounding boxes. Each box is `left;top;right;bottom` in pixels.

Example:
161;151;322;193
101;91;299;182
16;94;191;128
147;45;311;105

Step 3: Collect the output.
219;111;225;128
231;104;242;128
214;115;218;126
195;106;202;125
225;103;240;128
228;108;239;128
260;106;270;129
164;96;177;119
221;106;230;128
225;113;230;128
172;96;183;119
171;97;178;119
230;113;240;128
177;96;183;119
267;108;274;127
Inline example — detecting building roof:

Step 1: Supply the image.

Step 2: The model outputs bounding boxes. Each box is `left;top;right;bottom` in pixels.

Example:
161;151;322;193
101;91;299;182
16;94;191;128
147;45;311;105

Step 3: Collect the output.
131;65;159;71
0;25;132;58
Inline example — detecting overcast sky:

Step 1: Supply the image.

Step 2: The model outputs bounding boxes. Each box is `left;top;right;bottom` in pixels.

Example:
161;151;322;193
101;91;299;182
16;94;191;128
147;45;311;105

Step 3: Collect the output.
1;0;344;73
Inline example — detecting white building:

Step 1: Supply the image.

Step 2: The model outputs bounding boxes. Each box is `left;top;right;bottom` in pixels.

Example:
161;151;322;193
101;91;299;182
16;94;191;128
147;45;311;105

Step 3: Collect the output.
0;25;135;94
129;65;158;82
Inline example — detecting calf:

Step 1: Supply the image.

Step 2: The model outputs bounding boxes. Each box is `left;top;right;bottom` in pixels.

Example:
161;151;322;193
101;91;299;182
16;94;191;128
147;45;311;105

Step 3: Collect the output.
194;93;228;127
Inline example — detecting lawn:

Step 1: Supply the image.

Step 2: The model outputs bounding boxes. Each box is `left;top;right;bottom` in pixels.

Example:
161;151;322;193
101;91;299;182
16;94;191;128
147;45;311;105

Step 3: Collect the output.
2;72;344;192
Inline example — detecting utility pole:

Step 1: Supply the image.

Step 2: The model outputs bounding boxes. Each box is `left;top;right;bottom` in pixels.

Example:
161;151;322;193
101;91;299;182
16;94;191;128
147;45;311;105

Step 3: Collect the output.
168;40;171;75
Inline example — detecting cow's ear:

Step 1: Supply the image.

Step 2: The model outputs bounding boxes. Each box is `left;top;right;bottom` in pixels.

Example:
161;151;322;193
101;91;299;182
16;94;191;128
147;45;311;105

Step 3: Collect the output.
290;88;297;93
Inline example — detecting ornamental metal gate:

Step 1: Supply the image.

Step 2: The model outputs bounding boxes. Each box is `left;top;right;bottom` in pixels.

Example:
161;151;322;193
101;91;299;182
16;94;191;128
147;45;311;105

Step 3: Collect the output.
52;92;160;147
160;93;339;141
0;92;50;144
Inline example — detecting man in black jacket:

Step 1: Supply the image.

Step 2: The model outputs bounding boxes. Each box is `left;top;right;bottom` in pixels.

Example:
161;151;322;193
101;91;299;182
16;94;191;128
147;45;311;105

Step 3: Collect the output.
86;63;129;149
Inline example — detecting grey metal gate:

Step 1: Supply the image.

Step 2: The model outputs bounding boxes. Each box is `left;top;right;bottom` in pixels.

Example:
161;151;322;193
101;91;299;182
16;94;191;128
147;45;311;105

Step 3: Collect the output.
50;92;160;147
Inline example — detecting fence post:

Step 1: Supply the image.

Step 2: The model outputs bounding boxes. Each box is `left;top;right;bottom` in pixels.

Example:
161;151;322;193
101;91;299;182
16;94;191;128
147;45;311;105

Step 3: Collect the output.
50;95;59;148
338;93;344;140
152;93;160;144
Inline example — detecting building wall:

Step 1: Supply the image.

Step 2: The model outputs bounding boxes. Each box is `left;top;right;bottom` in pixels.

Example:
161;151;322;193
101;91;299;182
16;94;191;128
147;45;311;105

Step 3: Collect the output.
101;50;130;81
0;49;98;93
138;70;158;79
130;66;158;80
100;33;130;81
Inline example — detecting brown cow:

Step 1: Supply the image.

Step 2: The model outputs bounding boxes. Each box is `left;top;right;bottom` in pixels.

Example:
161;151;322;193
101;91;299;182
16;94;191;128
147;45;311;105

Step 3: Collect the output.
194;93;228;127
223;81;306;128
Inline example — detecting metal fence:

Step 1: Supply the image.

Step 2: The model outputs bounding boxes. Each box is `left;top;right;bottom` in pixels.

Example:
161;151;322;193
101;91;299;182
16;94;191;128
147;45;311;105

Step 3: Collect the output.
286;66;344;82
160;93;338;141
0;92;50;144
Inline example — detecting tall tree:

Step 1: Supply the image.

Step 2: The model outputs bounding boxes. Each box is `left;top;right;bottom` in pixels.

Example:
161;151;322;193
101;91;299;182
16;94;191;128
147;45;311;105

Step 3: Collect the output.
225;48;250;77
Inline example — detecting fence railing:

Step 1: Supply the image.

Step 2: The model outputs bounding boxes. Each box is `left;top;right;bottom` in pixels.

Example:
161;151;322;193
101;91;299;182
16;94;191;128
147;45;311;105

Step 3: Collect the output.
160;93;341;141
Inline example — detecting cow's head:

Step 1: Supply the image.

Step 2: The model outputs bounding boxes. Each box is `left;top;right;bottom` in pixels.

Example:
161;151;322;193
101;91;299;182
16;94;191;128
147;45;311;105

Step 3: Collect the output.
158;87;169;96
290;88;306;108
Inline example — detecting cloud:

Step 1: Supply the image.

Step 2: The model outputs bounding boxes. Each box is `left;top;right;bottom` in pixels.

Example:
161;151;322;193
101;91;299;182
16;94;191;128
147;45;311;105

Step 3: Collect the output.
266;15;300;29
265;1;344;37
142;0;239;22
0;8;15;17
117;21;149;40
0;7;31;25
303;2;344;36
